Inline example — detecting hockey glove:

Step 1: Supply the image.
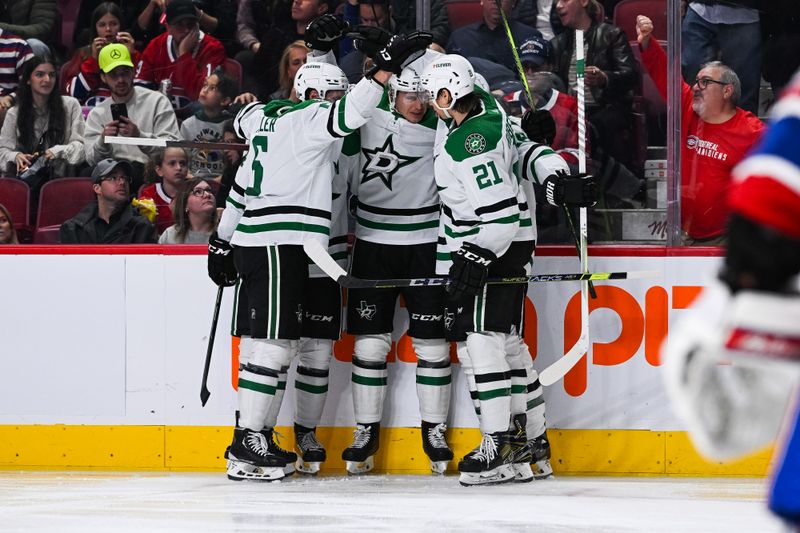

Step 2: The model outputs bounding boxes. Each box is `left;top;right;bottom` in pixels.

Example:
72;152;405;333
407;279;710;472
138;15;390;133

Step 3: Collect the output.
208;232;237;287
521;109;556;146
348;25;392;59
305;14;350;52
542;171;597;207
447;242;497;299
374;31;434;75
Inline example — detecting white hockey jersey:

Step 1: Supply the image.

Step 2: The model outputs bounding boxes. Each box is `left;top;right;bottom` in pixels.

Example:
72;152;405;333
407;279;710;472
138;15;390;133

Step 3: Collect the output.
351;93;440;245
217;76;384;247
434;87;535;275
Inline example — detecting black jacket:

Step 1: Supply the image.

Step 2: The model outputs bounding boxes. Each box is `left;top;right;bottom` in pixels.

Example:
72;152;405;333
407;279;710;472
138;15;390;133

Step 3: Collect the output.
550;21;639;108
60;202;158;244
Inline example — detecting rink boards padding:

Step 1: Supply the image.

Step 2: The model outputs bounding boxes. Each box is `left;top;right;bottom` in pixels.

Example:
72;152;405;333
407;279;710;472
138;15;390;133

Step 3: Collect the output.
0;245;773;475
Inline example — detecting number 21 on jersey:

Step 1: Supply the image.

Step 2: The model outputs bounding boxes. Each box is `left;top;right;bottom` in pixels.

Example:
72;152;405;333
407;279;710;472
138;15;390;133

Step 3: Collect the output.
473;161;501;189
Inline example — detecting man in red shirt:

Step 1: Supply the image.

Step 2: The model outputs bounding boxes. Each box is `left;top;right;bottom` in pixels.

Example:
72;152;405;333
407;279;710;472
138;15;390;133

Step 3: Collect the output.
134;0;226;110
637;15;764;244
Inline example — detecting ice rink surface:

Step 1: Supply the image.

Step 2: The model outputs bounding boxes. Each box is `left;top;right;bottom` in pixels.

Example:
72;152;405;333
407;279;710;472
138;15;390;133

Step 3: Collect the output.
0;471;785;532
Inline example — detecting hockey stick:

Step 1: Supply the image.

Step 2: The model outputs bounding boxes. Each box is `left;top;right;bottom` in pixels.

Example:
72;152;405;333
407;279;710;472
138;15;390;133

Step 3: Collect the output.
540;30;591;387
200;285;225;406
104;135;249;152
493;0;596;299
303;239;656;289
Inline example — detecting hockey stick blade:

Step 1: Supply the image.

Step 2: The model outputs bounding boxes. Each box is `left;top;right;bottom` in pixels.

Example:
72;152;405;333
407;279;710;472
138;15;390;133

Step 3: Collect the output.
303;240;659;289
539;334;589;386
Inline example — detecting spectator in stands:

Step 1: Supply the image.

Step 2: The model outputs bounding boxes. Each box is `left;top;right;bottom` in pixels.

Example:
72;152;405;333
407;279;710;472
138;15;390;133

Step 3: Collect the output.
84;43;180;194
270;40;310;101
0;55;85;211
637;15;764;245
340;0;394;83
681;1;760;116
236;0;331;99
158;177;218;243
342;0;450;53
447;0;540;73
73;0;145;49
550;0;638;173
60;158;158;244
180;69;237;179
216;119;241;208
0;28;34;127
133;0;237;53
68;2;142;107
0;203;19;244
513;0;563;40
134;0;227;110
138;146;190;234
0;0;56;57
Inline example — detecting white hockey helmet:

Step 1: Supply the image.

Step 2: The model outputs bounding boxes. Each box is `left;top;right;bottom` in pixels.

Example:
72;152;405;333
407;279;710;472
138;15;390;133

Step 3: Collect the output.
293;62;349;102
420;54;475;111
388;64;423;108
473;72;490;92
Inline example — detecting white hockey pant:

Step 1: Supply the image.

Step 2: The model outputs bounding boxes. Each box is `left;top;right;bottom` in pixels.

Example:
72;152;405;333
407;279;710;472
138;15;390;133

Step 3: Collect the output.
294;337;333;429
461;332;512;434
413;338;451;424
237;338;295;431
352;334;391;424
505;335;546;438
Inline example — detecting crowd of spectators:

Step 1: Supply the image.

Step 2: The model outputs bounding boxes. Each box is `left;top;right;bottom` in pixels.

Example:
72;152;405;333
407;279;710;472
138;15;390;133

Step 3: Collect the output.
0;0;791;246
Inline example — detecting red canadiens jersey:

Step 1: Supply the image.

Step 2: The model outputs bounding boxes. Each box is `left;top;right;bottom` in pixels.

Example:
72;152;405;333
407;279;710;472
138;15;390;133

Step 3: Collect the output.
138;183;175;235
134;31;225;109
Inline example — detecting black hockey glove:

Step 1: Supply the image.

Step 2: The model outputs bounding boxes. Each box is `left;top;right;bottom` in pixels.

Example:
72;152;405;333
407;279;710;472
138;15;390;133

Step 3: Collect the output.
719;213;800;294
521;109;556;146
305;14;350;52
542;171;597;207
373;31;433;75
208;232;237;287
347;24;392;59
447;242;497;300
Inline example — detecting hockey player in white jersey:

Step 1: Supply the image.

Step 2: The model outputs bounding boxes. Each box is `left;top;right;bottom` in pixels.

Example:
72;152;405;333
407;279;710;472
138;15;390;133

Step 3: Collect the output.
206;31;432;482
302;16;454;475
421;54;537;486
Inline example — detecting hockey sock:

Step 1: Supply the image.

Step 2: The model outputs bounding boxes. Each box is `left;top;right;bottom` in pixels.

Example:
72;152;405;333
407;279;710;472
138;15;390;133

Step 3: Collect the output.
457;342;481;418
351;356;388;424
504;338;529;417
262;365;288;429
294;338;333;429
414;338;452;424
238;363;281;431
466;332;512;434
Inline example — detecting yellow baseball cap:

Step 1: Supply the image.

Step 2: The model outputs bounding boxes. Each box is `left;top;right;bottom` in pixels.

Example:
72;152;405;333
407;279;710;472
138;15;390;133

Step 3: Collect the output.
98;43;134;73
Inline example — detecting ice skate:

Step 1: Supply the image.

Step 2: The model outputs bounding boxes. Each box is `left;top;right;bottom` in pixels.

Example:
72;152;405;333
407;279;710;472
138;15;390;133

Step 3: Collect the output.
260;427;297;476
529;432;554;479
458;432;514;486
342;423;380;474
295;424;326;475
226;427;288;482
508;414;534;483
421;421;453;474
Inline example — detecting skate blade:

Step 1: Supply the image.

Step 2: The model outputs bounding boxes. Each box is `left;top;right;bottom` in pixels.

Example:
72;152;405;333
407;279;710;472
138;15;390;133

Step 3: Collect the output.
283;463;296;476
532;459;554;480
429;460;449;475
512;462;534;483
295;458;322;475
226;460;285;482
345;456;374;475
458;464;514;486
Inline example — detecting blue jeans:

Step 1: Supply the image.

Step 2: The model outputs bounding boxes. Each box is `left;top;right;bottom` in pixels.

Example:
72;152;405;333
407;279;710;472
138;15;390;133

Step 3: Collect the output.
681;7;761;115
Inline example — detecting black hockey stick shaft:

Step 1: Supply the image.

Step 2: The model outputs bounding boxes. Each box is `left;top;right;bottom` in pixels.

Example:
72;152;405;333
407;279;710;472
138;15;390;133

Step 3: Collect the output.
336;271;649;289
200;285;224;407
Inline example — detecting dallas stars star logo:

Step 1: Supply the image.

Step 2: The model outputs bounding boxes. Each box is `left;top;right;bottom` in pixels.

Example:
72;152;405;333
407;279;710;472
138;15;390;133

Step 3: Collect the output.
356;300;377;320
360;136;420;190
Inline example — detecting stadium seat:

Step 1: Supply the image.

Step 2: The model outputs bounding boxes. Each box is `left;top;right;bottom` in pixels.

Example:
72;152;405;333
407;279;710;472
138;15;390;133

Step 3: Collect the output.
222;58;243;92
0;177;32;240
59;55;82;96
32;225;62;244
613;0;667;43
445;0;483;30
36;177;94;229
